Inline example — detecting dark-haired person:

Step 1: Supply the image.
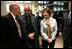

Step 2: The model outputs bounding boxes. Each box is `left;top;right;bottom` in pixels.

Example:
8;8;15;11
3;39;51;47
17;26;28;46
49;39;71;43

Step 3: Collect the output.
41;8;57;48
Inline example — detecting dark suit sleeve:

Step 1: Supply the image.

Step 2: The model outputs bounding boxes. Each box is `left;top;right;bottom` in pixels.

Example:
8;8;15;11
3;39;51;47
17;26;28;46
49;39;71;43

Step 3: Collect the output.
1;17;8;48
61;16;64;33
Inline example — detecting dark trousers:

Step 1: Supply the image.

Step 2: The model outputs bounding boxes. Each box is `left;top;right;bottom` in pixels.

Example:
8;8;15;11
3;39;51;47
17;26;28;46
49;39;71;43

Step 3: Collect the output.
28;38;35;48
63;28;71;48
63;40;71;48
42;40;55;48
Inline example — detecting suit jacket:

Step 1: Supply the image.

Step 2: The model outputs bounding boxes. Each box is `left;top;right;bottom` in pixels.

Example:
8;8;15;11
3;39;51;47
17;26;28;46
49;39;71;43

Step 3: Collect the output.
41;17;57;40
53;12;58;21
57;11;64;32
16;15;32;48
62;11;71;41
1;13;22;48
20;14;39;48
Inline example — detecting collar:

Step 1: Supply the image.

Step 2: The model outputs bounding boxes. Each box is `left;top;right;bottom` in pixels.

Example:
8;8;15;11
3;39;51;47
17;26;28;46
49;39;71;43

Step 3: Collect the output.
10;12;16;20
43;17;54;23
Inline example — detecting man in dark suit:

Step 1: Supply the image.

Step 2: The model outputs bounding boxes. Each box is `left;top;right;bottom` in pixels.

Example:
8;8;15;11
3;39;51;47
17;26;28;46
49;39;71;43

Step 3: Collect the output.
36;12;42;36
50;8;58;25
59;1;71;48
1;2;29;48
21;5;39;48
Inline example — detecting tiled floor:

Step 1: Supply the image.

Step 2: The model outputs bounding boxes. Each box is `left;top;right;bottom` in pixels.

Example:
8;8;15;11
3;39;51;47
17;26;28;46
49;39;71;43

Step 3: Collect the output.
39;36;63;48
54;36;63;48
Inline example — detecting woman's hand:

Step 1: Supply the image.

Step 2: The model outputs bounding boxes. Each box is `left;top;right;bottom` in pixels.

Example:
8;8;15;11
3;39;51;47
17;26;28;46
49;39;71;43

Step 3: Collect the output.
47;38;52;43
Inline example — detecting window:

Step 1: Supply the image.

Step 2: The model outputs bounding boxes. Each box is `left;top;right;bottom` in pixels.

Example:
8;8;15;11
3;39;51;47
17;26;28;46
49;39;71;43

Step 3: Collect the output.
15;1;23;3
61;7;63;10
61;2;64;5
38;1;43;4
54;7;57;11
57;2;61;5
39;5;43;10
19;4;24;12
5;1;14;3
44;1;46;4
57;7;60;11
53;1;57;5
6;3;10;12
24;1;31;3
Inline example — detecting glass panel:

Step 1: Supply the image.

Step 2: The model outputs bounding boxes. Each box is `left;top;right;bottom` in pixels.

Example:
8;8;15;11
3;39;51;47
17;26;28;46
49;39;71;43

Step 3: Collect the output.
53;7;57;11
19;4;24;11
39;5;43;10
58;7;60;11
61;2;64;5
53;1;57;5
6;4;10;12
38;1;43;3
15;1;23;3
61;7;63;10
24;1;31;3
5;1;14;2
44;1;46;4
57;2;60;5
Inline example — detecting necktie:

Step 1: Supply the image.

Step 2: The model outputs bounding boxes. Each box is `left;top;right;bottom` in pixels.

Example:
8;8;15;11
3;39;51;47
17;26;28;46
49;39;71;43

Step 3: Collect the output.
68;12;71;24
15;16;22;37
21;15;25;30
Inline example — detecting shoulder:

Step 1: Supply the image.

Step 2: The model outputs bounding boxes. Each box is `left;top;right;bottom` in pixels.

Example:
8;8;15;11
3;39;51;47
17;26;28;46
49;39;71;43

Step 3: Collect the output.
1;13;11;20
50;17;56;22
51;17;56;20
22;14;25;17
41;18;46;23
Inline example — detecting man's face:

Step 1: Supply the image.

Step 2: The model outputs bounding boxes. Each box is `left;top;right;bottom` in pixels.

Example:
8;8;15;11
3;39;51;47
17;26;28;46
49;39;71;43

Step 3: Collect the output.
29;10;32;14
13;6;20;16
36;12;39;16
69;1;71;10
50;9;54;13
24;7;30;16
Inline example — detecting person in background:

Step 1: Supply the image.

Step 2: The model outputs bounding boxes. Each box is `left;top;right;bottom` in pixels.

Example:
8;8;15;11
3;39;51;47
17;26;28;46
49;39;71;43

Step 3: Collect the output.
41;8;57;48
50;7;58;21
36;12;42;21
36;12;42;36
50;8;59;37
29;9;35;16
59;1;71;48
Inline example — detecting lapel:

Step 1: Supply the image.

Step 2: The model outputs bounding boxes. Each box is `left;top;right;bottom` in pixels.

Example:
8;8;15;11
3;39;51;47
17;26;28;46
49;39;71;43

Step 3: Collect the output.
64;12;69;22
30;15;36;25
42;17;53;27
22;14;27;28
8;13;18;30
22;14;35;27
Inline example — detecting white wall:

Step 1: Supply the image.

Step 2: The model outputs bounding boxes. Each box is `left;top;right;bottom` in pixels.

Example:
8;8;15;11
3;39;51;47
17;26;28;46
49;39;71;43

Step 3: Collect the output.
1;1;8;16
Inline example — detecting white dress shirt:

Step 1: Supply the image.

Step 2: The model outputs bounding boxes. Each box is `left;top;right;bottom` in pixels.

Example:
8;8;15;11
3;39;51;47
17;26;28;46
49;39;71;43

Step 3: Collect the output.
10;12;22;37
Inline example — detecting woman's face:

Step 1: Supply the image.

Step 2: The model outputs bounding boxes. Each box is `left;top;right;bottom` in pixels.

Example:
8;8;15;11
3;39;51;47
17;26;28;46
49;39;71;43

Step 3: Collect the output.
43;11;49;19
